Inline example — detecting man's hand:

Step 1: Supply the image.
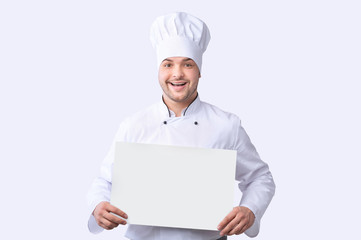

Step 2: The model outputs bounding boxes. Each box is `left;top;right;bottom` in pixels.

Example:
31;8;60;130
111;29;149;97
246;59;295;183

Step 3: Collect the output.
93;201;128;230
217;206;255;236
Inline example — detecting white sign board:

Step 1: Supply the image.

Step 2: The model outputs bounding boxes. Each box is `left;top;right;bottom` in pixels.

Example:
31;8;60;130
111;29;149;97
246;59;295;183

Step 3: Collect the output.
111;142;236;231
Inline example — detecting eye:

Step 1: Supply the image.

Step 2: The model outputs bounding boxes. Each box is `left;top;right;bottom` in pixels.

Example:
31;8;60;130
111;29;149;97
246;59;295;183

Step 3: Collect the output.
185;63;193;68
164;63;172;68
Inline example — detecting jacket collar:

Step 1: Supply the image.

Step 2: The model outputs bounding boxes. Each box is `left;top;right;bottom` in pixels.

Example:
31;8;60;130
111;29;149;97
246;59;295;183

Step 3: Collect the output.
160;94;201;118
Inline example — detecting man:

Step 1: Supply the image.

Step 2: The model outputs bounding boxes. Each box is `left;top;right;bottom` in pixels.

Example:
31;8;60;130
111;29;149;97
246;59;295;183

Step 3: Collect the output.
87;12;275;240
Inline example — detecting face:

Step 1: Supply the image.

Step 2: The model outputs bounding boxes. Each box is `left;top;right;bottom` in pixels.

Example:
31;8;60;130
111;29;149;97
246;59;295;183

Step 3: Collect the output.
158;57;201;107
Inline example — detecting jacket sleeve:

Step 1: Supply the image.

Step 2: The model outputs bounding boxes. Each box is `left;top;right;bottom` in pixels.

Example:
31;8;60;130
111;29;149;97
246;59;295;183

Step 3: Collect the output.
233;121;276;237
86;123;126;234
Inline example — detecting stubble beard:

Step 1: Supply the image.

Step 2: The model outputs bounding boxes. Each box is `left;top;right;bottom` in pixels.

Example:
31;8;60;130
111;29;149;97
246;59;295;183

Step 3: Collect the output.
162;81;198;104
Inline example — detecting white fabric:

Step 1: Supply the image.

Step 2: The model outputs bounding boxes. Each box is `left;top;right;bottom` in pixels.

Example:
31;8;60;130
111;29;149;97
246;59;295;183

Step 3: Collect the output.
87;96;275;240
150;12;211;71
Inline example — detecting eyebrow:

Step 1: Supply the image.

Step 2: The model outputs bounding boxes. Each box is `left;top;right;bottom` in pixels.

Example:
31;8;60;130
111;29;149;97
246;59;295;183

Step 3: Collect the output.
162;58;193;62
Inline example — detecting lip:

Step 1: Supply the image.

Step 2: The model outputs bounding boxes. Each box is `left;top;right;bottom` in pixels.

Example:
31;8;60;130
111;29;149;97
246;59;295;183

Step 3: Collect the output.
168;81;187;91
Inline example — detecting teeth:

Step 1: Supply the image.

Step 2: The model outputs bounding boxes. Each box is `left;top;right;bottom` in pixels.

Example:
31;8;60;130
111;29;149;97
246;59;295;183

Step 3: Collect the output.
171;83;186;86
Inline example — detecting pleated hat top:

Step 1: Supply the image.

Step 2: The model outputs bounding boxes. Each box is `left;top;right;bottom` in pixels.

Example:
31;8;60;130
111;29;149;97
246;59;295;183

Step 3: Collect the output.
150;12;211;72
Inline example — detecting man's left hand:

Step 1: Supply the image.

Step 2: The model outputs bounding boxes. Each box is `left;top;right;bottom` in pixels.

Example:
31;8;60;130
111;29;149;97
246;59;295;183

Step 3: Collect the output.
217;206;255;236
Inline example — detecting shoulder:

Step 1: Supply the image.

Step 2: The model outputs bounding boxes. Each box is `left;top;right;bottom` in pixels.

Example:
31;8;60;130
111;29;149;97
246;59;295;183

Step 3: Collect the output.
197;100;243;149
115;102;161;140
200;100;241;126
122;102;160;124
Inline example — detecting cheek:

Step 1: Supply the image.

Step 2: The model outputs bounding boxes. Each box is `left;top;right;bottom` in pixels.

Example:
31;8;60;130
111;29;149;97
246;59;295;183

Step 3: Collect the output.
186;69;200;82
190;73;200;83
158;70;169;82
158;75;166;85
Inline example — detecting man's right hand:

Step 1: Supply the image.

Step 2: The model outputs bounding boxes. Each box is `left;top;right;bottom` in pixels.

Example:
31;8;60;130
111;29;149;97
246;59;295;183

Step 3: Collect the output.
93;201;128;230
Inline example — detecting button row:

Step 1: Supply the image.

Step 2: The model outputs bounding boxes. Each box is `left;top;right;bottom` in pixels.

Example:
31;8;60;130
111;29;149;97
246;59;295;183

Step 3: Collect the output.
163;121;199;125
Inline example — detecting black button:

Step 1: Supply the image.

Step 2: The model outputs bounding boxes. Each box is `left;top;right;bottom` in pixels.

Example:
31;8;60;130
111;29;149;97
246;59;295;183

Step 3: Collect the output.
163;121;167;124
194;121;198;125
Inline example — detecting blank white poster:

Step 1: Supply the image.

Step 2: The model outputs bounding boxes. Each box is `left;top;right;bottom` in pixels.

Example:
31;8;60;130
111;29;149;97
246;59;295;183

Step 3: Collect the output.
110;142;236;231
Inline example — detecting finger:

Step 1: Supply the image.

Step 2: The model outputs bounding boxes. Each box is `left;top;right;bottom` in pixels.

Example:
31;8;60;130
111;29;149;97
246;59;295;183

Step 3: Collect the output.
220;215;241;236
235;210;255;235
237;220;251;235
99;217;119;230
217;210;237;232
228;222;244;235
107;204;128;219
104;212;127;225
232;216;253;235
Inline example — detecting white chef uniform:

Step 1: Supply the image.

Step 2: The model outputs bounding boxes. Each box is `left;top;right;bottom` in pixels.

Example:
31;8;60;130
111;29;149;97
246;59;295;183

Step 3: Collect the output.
87;95;276;240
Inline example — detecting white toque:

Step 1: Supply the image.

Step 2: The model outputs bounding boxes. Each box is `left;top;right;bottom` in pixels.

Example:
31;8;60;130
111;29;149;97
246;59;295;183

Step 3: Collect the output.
150;12;211;72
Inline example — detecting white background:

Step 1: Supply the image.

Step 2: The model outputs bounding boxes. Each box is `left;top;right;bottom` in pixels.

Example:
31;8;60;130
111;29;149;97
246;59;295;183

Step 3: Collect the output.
0;0;360;239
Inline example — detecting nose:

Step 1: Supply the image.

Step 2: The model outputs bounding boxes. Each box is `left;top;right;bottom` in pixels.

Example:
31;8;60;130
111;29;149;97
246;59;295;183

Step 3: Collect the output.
172;65;184;79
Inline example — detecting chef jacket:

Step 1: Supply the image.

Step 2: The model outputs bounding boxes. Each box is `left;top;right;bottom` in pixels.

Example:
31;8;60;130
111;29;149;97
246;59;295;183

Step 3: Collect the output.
87;95;275;240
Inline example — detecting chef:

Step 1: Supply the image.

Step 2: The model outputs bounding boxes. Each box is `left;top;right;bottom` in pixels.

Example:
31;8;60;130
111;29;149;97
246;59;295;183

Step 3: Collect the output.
87;12;275;240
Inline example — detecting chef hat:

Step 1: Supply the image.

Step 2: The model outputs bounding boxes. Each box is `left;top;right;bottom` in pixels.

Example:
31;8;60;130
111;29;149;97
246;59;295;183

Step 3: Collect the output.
150;12;211;72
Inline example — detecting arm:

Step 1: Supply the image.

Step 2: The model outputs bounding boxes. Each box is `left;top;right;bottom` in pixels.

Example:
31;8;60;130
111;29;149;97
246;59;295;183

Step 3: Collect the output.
86;139;115;233
86;124;129;233
218;121;276;237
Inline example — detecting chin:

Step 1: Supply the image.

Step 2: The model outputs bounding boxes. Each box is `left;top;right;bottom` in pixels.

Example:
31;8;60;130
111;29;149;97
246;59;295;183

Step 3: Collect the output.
171;97;186;103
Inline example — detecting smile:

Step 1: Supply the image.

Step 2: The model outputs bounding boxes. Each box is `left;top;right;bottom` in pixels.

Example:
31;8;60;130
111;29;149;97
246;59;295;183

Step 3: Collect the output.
170;82;187;86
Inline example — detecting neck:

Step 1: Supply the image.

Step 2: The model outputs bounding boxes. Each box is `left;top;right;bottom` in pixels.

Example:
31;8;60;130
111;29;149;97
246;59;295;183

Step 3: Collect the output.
163;93;198;117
